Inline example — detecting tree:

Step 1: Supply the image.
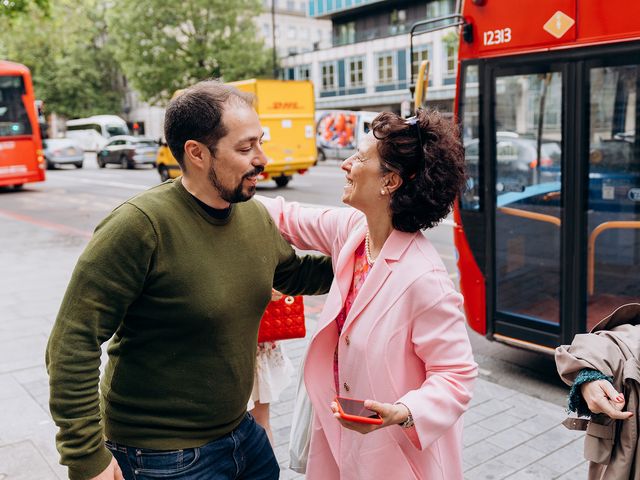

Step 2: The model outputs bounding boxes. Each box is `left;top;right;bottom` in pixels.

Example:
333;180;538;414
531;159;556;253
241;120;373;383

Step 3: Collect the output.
0;0;49;18
107;0;273;104
0;0;125;118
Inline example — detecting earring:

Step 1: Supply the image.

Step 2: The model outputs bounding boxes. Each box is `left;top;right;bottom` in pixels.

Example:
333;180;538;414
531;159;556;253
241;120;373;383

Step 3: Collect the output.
380;189;386;195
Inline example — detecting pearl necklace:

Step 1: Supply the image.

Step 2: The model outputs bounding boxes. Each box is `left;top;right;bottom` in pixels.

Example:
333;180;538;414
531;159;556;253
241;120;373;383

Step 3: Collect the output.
365;231;376;265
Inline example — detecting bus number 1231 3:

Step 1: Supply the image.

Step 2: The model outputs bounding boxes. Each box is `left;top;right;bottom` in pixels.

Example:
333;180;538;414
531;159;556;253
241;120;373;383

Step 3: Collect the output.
483;28;512;46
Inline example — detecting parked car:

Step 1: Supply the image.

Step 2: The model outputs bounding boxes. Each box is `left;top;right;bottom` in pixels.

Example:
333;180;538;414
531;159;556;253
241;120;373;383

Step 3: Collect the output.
97;136;158;169
43;138;84;169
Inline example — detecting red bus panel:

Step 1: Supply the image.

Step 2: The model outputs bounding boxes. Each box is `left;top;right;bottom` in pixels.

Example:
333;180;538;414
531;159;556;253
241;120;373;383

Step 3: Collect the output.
0;61;45;188
460;0;640;61
460;0;576;59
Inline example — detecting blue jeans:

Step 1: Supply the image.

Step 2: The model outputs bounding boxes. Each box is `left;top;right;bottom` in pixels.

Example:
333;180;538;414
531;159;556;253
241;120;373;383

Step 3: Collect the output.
106;413;279;480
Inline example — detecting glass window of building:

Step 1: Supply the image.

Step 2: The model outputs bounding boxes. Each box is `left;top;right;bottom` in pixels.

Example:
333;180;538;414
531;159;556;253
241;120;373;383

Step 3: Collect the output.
348;57;365;88
442;33;458;78
411;46;432;83
287;0;295;10
426;0;455;17
376;53;395;85
262;23;271;38
321;62;336;91
288;26;297;39
297;65;311;81
337;21;355;45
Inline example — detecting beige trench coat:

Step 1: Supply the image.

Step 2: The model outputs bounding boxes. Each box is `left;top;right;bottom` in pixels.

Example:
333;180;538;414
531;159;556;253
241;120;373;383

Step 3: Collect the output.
555;303;640;480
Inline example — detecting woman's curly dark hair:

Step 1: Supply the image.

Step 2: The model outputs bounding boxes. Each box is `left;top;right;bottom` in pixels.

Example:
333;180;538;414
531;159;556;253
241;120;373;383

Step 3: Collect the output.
371;108;465;232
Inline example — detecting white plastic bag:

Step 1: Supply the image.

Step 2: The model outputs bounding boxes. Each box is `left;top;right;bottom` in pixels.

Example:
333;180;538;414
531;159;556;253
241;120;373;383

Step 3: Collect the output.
289;357;313;473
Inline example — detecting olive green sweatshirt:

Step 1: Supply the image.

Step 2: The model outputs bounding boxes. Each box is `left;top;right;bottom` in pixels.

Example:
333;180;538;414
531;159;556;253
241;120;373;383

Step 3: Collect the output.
46;178;332;480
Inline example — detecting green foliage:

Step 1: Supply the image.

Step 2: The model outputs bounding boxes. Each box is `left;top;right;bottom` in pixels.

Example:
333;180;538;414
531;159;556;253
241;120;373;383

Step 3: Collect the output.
0;0;125;118
107;0;273;104
0;0;49;18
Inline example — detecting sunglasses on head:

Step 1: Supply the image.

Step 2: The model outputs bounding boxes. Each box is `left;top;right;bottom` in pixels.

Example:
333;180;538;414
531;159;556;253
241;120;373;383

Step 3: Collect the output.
405;116;423;148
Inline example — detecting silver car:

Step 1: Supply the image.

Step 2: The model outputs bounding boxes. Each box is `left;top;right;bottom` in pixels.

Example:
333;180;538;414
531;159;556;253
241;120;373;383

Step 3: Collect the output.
97;135;158;169
43;138;85;169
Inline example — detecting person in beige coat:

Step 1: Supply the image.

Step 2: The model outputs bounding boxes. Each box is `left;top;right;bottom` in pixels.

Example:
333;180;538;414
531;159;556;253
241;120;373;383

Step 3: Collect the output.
555;303;639;480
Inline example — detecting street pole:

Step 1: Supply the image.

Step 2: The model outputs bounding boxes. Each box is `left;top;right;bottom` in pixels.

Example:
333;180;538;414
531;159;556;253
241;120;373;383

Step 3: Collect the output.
271;0;277;78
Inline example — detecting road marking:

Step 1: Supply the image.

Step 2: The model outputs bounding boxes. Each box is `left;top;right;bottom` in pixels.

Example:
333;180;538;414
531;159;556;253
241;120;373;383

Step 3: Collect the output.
46;175;153;190
0;208;92;238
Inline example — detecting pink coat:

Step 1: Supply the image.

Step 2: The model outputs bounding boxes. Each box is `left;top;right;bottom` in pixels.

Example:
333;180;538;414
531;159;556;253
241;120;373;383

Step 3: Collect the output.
258;196;477;480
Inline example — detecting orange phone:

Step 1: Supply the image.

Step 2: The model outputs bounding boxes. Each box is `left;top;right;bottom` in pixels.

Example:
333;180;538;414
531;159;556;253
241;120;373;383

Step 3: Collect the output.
334;396;383;425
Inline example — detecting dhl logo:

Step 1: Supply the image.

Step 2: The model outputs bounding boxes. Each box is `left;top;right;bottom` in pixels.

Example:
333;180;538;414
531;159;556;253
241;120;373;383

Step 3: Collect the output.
270;102;304;109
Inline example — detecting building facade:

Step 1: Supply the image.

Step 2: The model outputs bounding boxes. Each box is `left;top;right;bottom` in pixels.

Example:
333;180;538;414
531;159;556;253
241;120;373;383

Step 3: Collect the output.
125;1;333;140
257;0;332;57
282;0;459;115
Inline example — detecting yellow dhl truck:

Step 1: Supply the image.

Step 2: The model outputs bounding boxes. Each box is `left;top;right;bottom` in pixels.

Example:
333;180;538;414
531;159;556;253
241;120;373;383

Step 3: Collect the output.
156;79;317;187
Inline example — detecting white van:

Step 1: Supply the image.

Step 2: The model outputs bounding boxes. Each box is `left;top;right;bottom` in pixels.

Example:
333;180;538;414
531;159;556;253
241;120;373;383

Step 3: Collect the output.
65;115;129;151
315;110;379;162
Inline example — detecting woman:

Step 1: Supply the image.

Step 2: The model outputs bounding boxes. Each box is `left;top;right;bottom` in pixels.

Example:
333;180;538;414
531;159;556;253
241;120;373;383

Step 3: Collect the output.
259;109;477;479
555;303;639;479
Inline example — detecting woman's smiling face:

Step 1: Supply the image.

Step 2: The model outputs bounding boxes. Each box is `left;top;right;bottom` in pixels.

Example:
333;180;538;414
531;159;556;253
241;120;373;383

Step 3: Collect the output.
340;133;385;211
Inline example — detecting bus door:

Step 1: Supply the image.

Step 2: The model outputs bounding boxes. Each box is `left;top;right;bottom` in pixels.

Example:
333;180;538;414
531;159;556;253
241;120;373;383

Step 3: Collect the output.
489;63;567;347
584;55;640;330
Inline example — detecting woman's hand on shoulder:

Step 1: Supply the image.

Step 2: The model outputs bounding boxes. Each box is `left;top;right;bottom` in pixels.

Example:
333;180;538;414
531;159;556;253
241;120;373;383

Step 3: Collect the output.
329;400;410;434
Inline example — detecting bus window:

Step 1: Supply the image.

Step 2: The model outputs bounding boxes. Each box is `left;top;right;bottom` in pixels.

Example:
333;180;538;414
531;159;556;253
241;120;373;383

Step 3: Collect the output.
586;63;640;328
0;76;32;137
106;123;128;137
460;64;480;210
494;71;563;325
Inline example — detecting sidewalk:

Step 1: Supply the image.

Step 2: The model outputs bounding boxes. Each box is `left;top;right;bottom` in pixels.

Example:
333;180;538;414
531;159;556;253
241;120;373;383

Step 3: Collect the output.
0;215;588;479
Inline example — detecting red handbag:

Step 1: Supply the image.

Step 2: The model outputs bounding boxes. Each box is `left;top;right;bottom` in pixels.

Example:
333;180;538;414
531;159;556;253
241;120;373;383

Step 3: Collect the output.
258;295;306;343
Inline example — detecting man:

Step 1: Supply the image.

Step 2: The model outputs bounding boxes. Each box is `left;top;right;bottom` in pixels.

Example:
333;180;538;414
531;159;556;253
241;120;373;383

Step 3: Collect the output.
46;80;333;480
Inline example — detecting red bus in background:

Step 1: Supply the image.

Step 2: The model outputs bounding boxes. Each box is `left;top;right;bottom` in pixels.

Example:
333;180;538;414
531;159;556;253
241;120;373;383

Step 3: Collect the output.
429;0;640;351
0;60;45;189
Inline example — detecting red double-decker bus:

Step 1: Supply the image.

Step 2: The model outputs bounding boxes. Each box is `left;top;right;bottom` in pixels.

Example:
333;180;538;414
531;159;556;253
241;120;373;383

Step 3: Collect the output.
0;60;45;189
418;0;640;352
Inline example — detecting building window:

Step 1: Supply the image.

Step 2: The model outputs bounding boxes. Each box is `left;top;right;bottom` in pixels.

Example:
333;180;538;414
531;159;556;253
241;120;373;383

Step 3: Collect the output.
347;57;365;88
337;21;355;45
321;62;336;91
390;9;407;34
262;23;271;38
443;33;458;78
427;0;455;17
288;26;297;39
411;46;431;83
376;53;395;85
287;0;295;10
297;65;311;81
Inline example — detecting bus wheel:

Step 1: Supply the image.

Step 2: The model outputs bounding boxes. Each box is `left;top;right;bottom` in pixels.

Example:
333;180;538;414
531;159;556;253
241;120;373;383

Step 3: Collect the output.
13;184;24;190
317;149;326;162
159;166;170;182
275;175;290;188
75;162;83;169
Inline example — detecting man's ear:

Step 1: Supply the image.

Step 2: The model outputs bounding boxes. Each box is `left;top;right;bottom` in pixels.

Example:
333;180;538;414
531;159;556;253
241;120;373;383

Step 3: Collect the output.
384;171;403;194
184;140;208;170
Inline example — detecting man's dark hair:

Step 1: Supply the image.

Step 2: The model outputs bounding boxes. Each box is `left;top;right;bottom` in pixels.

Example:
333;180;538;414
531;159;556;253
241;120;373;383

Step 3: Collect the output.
163;80;254;171
371;109;466;233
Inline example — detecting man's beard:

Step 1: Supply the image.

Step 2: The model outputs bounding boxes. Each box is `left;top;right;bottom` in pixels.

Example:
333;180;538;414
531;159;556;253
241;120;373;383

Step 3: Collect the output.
207;162;264;204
